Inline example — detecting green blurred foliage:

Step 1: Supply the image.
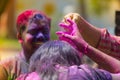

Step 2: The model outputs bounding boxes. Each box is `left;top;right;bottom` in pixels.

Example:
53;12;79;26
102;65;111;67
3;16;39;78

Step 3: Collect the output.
0;38;21;50
90;0;112;15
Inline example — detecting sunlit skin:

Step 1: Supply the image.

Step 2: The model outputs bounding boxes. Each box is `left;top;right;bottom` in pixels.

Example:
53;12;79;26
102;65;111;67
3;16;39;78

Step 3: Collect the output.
18;13;50;62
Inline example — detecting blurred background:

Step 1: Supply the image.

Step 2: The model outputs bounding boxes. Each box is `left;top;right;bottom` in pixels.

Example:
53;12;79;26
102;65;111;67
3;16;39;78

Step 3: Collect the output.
0;0;120;60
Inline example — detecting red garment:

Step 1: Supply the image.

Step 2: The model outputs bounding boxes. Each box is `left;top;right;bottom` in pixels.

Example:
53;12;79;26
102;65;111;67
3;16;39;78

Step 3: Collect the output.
98;29;120;59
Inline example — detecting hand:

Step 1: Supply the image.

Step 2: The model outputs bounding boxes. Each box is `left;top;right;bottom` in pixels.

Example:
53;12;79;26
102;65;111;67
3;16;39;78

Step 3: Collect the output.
56;19;88;54
62;13;80;23
62;13;81;30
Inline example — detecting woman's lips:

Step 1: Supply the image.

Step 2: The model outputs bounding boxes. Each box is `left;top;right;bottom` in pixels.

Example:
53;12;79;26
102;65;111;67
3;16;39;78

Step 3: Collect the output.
35;42;43;45
33;42;44;47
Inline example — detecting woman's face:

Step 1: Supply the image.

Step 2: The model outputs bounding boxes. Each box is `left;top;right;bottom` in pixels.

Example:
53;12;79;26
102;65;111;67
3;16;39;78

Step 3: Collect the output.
20;13;50;53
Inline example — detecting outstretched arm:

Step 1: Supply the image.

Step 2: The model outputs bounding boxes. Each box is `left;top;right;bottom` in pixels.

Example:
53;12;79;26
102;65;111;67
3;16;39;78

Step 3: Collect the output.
86;44;120;73
62;13;101;48
56;19;120;73
62;13;120;61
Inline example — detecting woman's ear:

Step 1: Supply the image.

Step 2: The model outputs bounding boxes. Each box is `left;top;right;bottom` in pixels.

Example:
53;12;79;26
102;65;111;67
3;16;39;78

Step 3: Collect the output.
17;33;23;43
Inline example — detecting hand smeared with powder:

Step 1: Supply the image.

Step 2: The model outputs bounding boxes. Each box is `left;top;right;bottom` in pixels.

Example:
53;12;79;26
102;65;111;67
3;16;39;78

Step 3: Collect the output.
56;19;88;54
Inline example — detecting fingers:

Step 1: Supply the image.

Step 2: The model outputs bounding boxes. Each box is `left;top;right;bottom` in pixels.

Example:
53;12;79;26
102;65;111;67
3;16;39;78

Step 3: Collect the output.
59;23;71;32
63;13;80;23
59;20;73;33
59;19;73;28
59;22;69;28
66;18;73;25
72;15;79;22
56;31;73;40
62;13;73;23
56;31;64;36
61;13;81;32
63;33;74;40
56;31;75;47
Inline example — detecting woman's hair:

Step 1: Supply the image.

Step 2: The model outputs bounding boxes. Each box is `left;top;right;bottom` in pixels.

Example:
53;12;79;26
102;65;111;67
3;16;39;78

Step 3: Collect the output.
29;40;81;80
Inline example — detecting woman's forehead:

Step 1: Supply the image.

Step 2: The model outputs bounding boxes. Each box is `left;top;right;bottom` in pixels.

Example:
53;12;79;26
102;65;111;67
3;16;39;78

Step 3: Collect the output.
29;13;49;25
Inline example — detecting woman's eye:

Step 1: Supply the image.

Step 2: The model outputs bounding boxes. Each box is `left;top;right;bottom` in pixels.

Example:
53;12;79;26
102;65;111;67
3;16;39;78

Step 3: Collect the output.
29;30;38;35
42;28;49;34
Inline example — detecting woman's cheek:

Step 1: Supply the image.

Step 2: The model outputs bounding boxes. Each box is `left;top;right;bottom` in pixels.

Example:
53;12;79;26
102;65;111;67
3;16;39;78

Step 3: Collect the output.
25;34;34;42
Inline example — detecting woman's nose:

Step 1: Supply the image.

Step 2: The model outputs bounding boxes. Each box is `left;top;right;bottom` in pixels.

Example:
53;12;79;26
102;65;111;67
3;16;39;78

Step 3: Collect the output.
35;32;45;42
